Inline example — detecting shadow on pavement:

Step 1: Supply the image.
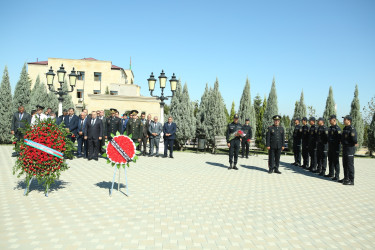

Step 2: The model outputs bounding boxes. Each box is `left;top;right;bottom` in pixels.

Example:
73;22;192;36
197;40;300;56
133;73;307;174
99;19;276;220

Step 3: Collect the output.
95;181;126;190
205;161;228;169
14;179;69;193
240;165;268;173
279;161;334;182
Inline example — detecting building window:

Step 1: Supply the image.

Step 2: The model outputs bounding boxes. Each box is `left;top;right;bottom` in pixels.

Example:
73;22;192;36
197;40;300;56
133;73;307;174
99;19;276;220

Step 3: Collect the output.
110;91;118;95
77;89;84;98
77;71;85;80
94;72;102;81
93;90;101;94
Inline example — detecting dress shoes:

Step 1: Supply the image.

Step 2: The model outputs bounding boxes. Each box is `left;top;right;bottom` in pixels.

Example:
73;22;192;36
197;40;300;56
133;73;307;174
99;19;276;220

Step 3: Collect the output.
233;165;239;170
331;177;339;181
274;169;282;174
268;169;273;174
318;172;325;176
343;180;354;185
228;164;232;170
94;158;98;161
324;174;333;178
338;179;347;183
162;155;168;158
169;155;174;159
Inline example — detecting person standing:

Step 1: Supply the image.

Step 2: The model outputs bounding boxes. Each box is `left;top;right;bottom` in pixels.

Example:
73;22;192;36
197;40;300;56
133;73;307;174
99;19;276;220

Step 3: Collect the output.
307;117;318;172
98;110;107;154
139;112;149;156
163;116;177;158
291;118;303;167
148;116;162;157
340;115;357;185
64;108;79;144
11;105;31;157
107;108;122;141
316;117;328;175
146;114;153;154
77;112;88;158
84;111;103;161
266;115;285;174
226;114;242;170
241;118;252;159
120;112;129;134
301;117;310;169
126;110;142;146
31;105;48;125
56;109;68;125
327;115;342;181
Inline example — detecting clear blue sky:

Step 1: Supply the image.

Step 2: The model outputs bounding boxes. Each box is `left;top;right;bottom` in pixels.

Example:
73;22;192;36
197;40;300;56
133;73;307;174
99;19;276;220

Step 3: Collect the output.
0;0;374;119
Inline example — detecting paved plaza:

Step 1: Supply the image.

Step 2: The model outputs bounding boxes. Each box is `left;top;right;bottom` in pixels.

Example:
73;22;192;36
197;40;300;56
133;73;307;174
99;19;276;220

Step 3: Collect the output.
1;145;375;249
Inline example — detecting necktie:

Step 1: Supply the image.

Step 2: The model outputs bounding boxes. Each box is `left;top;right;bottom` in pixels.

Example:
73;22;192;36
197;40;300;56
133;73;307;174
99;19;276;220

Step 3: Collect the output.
19;113;22;120
92;119;95;126
69;116;72;122
154;123;156;128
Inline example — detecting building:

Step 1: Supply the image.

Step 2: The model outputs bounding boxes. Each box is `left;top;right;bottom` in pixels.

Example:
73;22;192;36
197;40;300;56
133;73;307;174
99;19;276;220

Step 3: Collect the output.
27;57;160;116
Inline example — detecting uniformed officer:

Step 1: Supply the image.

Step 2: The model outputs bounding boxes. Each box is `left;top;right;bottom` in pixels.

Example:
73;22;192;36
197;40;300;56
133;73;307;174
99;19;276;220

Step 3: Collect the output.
291;118;303;166
301;117;310;169
126;110;142;145
266;115;285;174
316;117;328;175
340;115;357;185
307;117;318;172
226;114;242;170
241;118;252;159
327;115;341;180
106;108;122;141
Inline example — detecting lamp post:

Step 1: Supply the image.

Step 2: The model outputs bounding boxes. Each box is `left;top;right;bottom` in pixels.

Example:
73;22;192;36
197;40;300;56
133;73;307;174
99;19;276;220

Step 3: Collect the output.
46;64;77;117
147;70;178;125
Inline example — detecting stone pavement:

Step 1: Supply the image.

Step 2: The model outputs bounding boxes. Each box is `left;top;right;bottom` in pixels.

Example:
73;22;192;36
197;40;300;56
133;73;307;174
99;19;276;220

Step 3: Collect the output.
1;145;375;249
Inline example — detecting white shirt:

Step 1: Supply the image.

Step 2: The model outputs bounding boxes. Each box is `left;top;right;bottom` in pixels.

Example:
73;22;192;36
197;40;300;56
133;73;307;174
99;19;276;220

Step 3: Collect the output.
31;113;48;125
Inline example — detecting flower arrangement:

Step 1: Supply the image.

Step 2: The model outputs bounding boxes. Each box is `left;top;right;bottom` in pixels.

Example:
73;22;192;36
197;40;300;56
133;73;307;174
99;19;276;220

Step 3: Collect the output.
12;118;74;195
228;130;246;141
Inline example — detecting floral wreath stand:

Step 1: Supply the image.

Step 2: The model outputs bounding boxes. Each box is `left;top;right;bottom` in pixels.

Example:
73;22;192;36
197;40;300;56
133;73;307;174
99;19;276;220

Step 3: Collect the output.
103;132;139;197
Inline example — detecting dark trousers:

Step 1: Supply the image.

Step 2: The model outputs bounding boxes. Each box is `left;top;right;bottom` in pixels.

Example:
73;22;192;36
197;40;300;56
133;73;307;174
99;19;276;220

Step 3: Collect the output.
302;142;309;167
229;139;240;164
343;146;355;181
139;136;148;153
241;140;249;157
77;135;88;157
88;137;99;160
309;146;317;170
328;145;340;178
164;138;174;157
317;143;328;173
99;137;106;154
269;148;282;170
293;143;301;165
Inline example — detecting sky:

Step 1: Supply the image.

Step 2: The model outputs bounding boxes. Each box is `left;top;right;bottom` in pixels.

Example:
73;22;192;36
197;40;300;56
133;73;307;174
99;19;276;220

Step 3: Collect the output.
0;0;374;119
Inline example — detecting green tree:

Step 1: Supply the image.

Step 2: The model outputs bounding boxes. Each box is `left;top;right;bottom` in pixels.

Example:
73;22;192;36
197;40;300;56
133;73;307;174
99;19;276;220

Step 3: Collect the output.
62;80;74;111
238;78;256;135
12;64;31;113
288;101;300;151
45;87;59;113
368;111;375;156
229;101;235;123
262;77;278;144
255;96;266;148
307;105;316;118
224;104;230;123
253;94;262;115
0;66;13;143
323;86;336;123
298;90;307;118
350;85;364;148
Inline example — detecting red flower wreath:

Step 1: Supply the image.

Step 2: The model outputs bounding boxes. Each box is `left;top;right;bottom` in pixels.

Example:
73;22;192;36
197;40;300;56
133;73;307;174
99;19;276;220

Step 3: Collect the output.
106;135;136;164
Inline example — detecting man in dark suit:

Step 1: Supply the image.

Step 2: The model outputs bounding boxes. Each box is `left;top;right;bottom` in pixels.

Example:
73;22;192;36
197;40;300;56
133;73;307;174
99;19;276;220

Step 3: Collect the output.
148;116;162;157
64;108;79;143
139;112;149;156
77;112;88;158
98;110;107;154
120;112;129;134
163;116;177;158
56;109;68;125
11;105;31;156
84;111;103;161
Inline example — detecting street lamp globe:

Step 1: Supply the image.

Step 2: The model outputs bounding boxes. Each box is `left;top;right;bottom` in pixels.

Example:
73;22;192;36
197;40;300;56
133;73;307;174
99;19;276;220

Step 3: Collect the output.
169;73;178;93
57;64;66;83
46;66;55;87
69;67;77;87
147;72;156;91
158;70;167;89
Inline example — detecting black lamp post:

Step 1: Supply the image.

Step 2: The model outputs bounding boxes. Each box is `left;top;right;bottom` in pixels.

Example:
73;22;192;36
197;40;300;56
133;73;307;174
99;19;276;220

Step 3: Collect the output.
147;70;178;125
46;64;77;117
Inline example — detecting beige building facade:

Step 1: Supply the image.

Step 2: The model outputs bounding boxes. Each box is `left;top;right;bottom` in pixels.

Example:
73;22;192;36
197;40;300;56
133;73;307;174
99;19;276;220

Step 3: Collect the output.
27;57;161;116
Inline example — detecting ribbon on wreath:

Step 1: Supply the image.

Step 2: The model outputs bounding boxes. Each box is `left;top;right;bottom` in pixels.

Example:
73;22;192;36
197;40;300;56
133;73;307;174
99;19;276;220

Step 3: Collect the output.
24;139;64;159
110;139;132;162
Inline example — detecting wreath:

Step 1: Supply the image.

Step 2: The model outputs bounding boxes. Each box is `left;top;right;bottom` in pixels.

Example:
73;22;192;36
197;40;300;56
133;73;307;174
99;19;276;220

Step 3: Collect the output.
12;118;74;195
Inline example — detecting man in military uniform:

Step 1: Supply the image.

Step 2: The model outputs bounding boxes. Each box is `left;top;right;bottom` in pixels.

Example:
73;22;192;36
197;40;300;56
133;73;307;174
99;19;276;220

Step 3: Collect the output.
241;118;252;159
340;115;357;185
98;110;107;154
266;115;285;174
316;117;328;175
226;114;242;170
301;117;310;169
291;118;303;166
307;117;318;172
106;108;122;141
327;115;341;180
139;112;149;156
11;105;31;157
126;110;142;146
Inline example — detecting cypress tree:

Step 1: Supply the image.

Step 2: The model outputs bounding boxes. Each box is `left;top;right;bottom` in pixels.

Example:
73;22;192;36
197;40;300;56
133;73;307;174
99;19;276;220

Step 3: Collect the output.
256;96;266;148
12;64;31;113
350;85;364;148
262;77;278;144
288;101;300;150
224;105;230;123
196;83;210;136
238;78;256;136
323;86;336;123
298;91;307;118
368;111;375;156
62;80;74;111
0;66;13;143
229;101;235;123
29;75;41;109
46;87;59;113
